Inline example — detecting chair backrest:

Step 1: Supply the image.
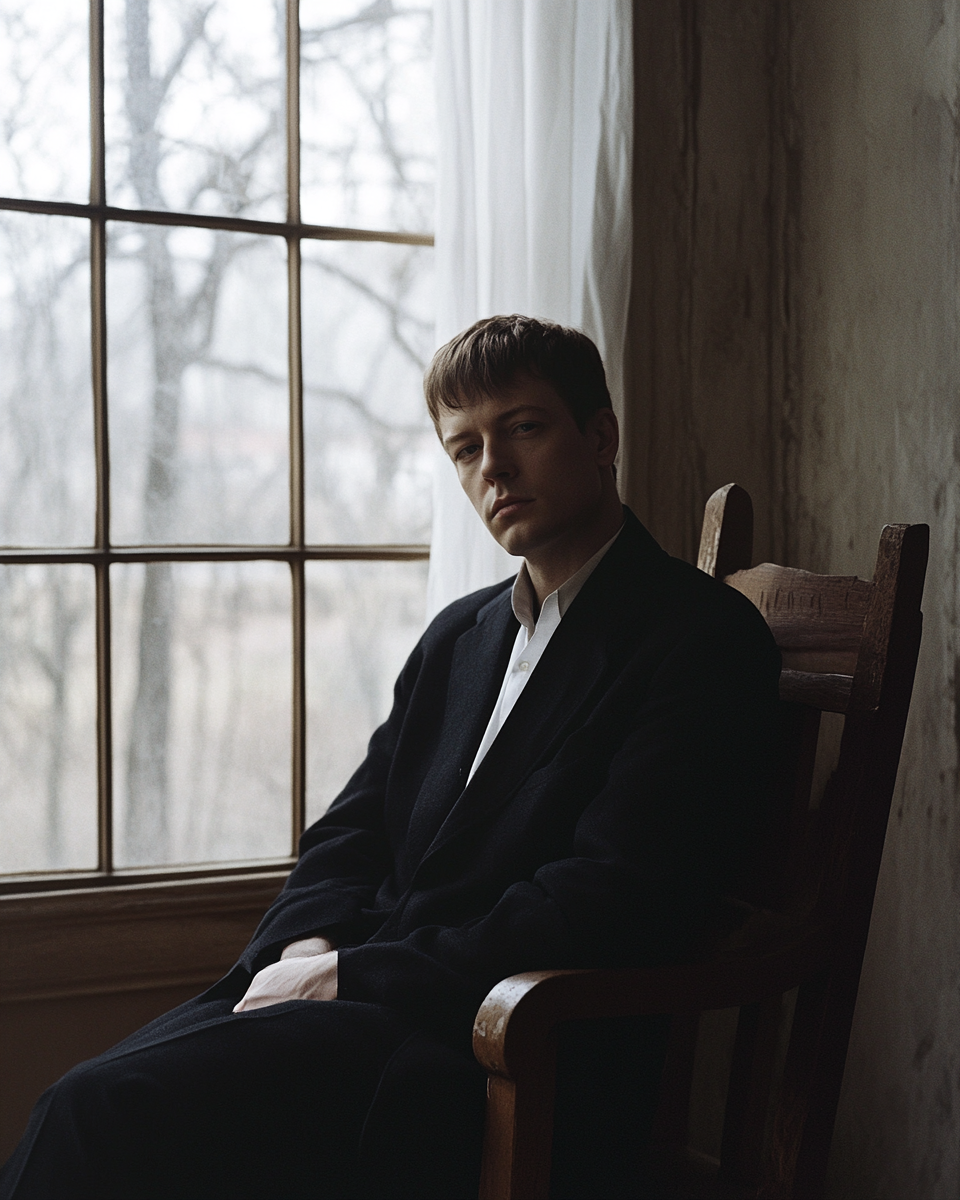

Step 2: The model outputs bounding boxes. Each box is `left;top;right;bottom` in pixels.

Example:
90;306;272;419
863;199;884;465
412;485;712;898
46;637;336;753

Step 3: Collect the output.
685;483;929;1195
697;483;928;917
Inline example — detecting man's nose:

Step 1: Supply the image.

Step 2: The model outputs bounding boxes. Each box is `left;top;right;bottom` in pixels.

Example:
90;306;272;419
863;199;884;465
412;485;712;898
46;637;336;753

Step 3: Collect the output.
480;440;516;481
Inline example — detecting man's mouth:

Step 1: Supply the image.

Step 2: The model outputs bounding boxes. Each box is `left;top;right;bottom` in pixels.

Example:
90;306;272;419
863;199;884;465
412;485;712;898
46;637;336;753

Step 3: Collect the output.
491;497;533;522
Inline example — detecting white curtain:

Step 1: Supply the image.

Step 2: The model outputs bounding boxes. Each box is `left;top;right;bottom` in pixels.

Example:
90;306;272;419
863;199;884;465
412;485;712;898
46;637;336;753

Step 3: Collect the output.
426;0;634;620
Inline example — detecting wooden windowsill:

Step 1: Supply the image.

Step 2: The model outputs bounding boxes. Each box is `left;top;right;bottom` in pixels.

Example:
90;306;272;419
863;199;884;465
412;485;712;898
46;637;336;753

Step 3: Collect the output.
0;858;297;896
0;871;289;1004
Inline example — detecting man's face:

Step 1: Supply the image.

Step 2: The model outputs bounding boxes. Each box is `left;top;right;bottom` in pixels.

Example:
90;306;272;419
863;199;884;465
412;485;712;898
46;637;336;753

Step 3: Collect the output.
437;376;618;560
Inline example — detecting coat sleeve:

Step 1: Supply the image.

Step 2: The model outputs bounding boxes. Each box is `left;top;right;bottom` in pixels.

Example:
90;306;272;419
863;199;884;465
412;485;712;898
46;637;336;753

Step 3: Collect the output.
335;609;781;1045
238;639;425;971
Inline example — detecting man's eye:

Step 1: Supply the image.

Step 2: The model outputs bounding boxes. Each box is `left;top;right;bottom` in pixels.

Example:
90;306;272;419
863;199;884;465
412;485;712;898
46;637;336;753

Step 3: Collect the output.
513;422;539;435
455;444;480;461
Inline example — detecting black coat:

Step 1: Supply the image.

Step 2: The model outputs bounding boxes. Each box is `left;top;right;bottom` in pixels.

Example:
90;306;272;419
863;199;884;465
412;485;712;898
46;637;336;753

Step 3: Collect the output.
237;508;781;1045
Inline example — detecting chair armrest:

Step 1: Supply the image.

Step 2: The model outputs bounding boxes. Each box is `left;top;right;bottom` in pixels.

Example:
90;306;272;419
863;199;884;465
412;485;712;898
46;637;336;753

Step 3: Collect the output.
473;921;831;1079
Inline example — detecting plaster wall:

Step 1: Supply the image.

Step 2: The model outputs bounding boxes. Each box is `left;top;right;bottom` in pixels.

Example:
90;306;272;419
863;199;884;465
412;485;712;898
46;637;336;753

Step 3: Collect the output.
788;4;960;1196
625;1;960;1194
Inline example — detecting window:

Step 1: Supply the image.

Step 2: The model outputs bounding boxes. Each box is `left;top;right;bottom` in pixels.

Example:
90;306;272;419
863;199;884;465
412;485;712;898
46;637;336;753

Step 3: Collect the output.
0;0;435;885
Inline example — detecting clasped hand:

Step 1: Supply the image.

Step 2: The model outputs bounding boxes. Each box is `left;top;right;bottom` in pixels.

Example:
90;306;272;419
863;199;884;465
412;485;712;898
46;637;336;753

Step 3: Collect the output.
233;936;338;1012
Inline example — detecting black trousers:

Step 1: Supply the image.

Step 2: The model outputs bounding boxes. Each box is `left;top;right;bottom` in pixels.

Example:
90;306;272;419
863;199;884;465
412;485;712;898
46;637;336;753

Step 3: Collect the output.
1;991;668;1200
0;995;488;1200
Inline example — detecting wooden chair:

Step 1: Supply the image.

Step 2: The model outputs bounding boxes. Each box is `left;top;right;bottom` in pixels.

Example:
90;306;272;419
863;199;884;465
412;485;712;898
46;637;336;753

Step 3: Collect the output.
472;483;929;1200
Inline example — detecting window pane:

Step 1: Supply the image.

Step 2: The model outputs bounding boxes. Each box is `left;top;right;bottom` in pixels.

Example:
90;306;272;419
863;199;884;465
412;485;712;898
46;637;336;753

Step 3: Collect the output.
303;240;434;543
306;559;426;825
0;212;94;548
0;565;97;874
108;224;289;545
104;0;284;220
300;0;434;232
0;0;89;203
112;560;292;868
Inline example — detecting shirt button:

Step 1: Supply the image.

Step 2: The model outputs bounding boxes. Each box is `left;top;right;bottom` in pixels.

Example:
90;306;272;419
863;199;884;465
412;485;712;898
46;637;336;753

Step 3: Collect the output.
518;661;530;672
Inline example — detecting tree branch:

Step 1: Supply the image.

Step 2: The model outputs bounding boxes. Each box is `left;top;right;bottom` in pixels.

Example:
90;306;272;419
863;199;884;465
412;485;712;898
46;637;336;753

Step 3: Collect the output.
306;256;431;370
299;0;429;45
198;356;426;435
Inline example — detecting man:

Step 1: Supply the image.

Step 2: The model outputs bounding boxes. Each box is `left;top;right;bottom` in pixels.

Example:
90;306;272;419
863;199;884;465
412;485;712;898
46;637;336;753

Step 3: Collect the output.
0;316;780;1199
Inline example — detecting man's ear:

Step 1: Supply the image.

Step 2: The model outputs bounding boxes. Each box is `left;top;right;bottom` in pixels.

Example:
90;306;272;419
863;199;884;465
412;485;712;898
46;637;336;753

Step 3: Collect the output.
588;407;619;467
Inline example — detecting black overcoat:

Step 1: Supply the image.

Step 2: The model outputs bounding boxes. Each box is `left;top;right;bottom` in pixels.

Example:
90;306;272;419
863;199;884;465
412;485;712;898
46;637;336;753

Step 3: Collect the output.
233;507;782;1044
1;509;782;1200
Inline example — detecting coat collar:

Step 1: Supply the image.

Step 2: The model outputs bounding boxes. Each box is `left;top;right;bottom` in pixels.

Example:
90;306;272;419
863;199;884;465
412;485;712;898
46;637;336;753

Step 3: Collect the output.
413;509;666;870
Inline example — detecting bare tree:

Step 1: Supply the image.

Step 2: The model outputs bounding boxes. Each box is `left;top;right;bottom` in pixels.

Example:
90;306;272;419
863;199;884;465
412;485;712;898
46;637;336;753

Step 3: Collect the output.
118;0;277;860
0;193;92;868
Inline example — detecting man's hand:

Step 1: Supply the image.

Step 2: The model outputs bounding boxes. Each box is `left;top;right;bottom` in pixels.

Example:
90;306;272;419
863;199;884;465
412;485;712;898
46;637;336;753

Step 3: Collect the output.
233;943;338;1012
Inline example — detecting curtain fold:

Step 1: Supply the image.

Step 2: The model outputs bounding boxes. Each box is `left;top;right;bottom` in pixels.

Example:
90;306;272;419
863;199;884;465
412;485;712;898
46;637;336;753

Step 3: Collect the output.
427;0;633;619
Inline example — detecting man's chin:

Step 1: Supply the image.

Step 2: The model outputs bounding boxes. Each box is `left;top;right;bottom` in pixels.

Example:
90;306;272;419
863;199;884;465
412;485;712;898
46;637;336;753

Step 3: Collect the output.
487;522;542;560
484;524;523;557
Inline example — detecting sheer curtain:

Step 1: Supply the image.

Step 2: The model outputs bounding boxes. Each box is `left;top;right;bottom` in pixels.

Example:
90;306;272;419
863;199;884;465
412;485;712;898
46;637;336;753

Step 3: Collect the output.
425;0;633;620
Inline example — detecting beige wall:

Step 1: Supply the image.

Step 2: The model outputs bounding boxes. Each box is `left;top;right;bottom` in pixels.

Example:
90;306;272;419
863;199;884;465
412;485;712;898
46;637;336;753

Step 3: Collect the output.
626;1;960;1195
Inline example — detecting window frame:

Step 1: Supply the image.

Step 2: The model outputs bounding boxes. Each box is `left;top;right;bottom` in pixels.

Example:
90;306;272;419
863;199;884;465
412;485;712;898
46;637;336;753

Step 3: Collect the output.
0;0;433;893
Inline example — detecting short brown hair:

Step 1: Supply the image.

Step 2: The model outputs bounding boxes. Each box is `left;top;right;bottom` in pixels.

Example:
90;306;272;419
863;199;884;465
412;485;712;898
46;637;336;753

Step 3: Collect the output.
423;315;612;430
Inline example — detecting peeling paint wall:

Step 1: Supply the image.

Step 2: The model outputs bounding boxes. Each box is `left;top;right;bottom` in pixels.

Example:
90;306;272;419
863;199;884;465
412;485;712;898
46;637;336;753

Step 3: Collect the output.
626;2;960;1195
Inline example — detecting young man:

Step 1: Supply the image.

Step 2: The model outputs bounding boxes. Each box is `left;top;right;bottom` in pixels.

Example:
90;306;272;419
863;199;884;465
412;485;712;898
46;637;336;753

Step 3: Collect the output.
1;316;780;1200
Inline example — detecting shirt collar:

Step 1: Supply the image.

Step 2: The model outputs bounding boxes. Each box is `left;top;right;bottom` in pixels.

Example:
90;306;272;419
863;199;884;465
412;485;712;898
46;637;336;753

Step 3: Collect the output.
511;521;625;636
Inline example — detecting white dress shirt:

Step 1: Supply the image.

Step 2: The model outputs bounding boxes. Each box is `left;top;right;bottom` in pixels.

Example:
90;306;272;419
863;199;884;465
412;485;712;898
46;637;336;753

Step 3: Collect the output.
467;525;624;782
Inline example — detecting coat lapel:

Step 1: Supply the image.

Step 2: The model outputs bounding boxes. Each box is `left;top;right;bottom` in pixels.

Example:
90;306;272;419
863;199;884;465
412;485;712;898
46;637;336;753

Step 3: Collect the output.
400;586;518;868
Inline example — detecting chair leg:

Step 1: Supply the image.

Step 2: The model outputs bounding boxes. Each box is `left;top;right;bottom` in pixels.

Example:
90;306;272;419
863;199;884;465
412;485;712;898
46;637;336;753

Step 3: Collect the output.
768;970;835;1200
648;1011;700;1167
479;1044;557;1200
719;996;783;1189
788;961;864;1200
